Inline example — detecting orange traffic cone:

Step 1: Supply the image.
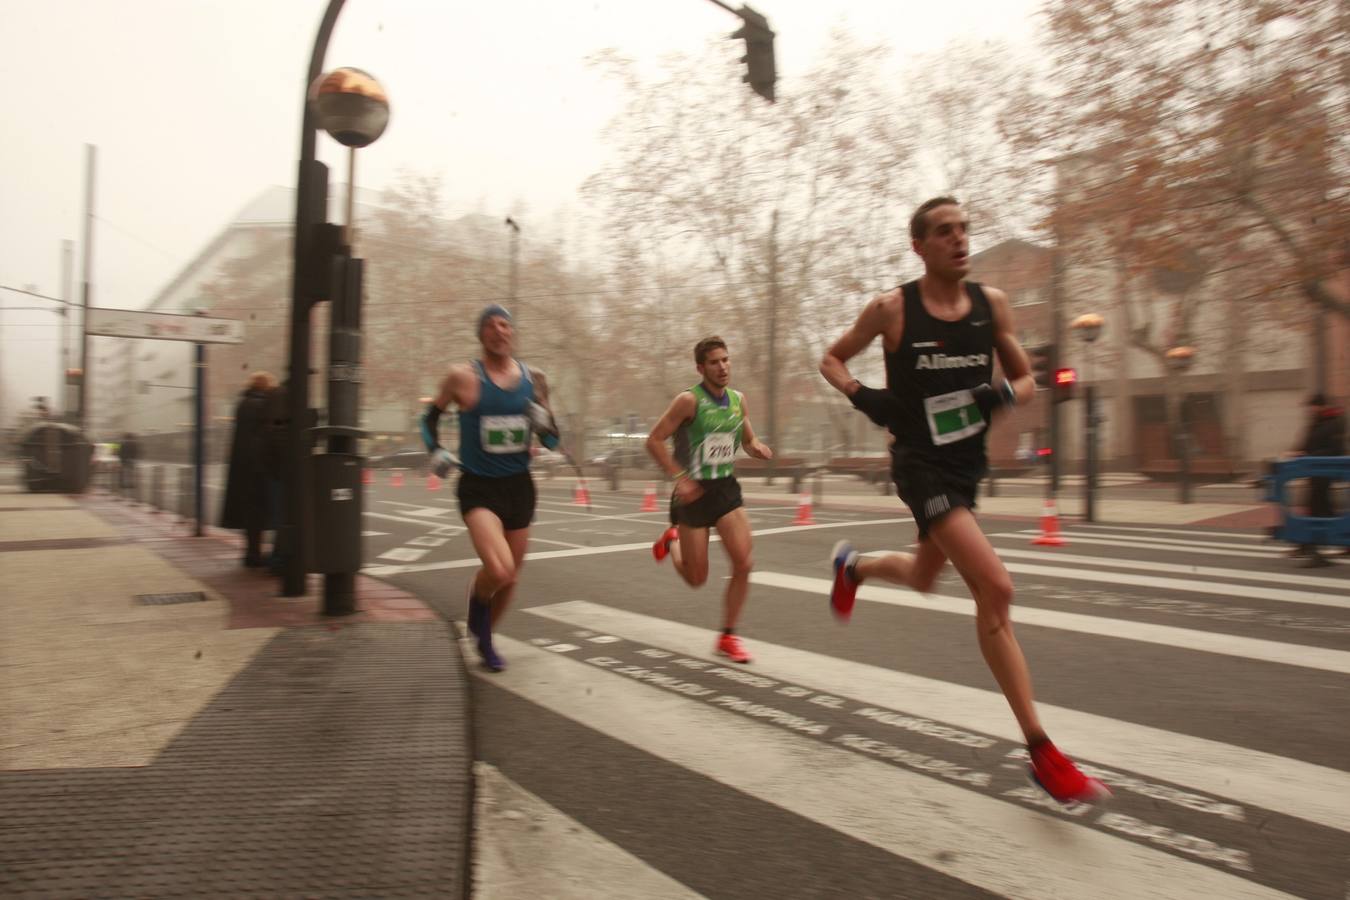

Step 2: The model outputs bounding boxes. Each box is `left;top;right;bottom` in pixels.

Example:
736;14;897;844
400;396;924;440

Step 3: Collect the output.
426;472;441;492
640;482;659;512
792;491;816;526
573;478;592;506
390;470;404;488
1031;497;1066;546
362;468;374;485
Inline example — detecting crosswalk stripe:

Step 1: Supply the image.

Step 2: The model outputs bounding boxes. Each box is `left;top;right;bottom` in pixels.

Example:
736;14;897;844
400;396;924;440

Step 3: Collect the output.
524;602;1350;834
751;571;1350;675
475;763;706;899
974;557;1350;610
481;632;1296;900
1068;524;1268;542
362;519;911;577
997;532;1282;558
972;547;1350;593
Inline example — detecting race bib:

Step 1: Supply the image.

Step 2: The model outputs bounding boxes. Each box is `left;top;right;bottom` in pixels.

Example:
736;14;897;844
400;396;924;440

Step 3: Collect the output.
924;389;986;446
701;432;737;467
481;415;529;454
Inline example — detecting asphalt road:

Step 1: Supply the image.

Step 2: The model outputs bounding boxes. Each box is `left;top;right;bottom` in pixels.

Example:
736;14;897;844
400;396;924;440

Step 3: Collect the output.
349;471;1350;900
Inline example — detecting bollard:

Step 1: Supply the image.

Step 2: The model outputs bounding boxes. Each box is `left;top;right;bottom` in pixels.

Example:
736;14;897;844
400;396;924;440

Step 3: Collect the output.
151;465;165;513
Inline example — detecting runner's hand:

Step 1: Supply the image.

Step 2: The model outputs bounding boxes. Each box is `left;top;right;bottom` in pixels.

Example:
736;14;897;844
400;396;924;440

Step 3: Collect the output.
526;401;561;450
971;381;1016;423
848;383;899;428
674;477;703;504
430;447;458;478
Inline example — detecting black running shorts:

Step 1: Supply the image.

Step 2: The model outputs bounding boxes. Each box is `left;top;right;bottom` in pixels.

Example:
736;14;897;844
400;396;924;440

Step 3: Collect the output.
457;470;536;531
670;476;744;529
892;454;981;538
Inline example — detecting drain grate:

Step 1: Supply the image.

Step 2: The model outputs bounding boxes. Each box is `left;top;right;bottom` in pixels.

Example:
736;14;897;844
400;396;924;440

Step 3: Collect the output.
136;591;207;606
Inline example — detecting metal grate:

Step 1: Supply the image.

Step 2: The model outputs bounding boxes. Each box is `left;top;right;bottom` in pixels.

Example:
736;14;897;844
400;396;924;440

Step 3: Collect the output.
136;591;207;606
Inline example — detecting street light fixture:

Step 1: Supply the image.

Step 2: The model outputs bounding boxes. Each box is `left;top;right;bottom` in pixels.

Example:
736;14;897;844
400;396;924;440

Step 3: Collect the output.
1071;313;1105;522
1165;344;1197;504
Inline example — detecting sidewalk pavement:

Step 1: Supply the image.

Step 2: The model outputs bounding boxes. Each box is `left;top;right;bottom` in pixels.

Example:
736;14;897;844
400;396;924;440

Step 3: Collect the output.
0;482;473;898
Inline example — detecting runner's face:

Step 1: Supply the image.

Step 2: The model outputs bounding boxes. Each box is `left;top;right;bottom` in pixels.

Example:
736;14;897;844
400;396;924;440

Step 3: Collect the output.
698;348;731;389
480;315;514;357
913;205;970;279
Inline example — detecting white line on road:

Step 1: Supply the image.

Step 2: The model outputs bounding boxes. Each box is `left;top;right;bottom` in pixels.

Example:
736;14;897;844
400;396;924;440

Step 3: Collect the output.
481;630;1296;900
751;571;1350;675
377;547;430;562
999;531;1282;556
1067;523;1268;542
525;601;1350;835
363;518;913;576
988;547;1350;593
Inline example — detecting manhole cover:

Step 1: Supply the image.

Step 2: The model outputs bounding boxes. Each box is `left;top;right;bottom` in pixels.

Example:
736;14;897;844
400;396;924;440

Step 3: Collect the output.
136;591;207;606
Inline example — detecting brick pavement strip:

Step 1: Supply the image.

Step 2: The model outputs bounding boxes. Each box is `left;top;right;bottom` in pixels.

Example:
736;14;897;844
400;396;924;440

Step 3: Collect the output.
0;490;473;897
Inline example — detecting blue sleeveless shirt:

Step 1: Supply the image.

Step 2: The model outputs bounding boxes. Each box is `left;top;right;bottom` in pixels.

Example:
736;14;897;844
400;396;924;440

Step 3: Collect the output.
458;359;535;477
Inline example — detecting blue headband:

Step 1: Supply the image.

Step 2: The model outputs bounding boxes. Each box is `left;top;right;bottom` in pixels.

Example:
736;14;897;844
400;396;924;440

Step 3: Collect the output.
478;304;512;332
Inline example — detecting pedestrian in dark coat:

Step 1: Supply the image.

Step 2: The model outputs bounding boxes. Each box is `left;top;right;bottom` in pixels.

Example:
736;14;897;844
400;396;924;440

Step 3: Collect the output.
221;372;276;566
1292;393;1347;567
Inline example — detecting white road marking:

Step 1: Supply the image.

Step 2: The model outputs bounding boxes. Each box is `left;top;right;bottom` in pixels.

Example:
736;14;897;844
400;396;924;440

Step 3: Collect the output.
377;547;429;562
998;531;1282;557
752;571;1350;676
364;518;913;576
480;631;1296;900
525;601;1350;835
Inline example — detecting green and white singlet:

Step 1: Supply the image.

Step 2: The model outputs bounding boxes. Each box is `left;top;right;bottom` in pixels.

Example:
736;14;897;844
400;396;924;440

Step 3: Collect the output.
673;384;744;480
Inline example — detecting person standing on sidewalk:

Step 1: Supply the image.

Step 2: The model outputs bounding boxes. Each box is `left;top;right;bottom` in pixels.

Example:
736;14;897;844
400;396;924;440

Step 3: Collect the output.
116;432;140;494
818;196;1110;804
420;305;561;672
221;372;276;568
645;336;774;664
1286;393;1347;567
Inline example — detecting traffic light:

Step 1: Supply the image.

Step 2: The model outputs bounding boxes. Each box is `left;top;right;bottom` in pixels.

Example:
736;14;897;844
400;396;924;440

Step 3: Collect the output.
1053;367;1078;404
731;6;776;103
1029;344;1054;389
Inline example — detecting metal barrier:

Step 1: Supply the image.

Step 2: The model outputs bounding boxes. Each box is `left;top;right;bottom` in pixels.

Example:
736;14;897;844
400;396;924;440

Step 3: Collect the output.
1262;456;1350;548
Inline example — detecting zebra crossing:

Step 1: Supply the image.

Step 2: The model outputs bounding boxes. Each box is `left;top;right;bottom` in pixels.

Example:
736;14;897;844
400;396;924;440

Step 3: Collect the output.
457;520;1349;899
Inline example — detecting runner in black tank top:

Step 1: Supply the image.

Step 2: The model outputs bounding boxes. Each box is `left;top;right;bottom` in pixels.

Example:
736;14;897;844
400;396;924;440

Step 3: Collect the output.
886;279;996;472
816;197;1111;806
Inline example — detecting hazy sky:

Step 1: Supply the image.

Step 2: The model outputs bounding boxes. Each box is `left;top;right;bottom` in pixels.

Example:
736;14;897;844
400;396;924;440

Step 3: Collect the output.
1;0;1042;425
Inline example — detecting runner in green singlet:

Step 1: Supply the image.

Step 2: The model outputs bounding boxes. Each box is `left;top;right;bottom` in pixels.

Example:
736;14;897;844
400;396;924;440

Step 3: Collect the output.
645;336;773;664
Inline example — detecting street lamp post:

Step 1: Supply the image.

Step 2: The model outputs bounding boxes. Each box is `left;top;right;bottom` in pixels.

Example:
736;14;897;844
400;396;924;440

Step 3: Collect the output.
1166;345;1196;505
505;217;520;339
1071;313;1104;523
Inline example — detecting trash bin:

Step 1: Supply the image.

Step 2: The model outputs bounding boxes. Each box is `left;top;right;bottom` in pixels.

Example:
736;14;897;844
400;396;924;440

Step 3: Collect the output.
20;423;91;493
312;452;363;574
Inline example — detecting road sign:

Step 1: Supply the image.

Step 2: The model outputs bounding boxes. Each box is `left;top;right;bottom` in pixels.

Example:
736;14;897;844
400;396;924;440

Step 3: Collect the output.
85;308;243;344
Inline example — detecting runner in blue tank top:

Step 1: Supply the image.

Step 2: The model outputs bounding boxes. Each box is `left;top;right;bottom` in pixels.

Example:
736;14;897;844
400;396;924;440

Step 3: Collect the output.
419;304;561;672
819;197;1110;805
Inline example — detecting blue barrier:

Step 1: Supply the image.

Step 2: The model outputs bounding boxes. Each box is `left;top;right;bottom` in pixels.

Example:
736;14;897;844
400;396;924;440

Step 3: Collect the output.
1262;456;1350;548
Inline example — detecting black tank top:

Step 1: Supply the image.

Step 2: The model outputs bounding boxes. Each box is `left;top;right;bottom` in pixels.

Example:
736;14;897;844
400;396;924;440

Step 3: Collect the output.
884;280;995;469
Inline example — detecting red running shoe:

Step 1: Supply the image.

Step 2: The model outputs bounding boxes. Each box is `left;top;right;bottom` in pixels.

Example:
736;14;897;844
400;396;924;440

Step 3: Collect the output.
716;633;753;664
829;540;860;621
652;526;678;562
1029;741;1112;804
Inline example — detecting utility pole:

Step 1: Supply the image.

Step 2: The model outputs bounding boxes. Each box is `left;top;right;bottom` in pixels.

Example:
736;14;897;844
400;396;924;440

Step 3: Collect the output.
79;144;96;435
61;240;74;420
506;217;520;339
767;209;780;460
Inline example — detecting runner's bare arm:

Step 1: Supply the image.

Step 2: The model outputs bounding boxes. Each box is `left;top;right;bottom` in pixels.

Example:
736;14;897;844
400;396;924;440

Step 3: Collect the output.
738;396;773;460
645;392;697;479
988;287;1034;404
820;291;896;396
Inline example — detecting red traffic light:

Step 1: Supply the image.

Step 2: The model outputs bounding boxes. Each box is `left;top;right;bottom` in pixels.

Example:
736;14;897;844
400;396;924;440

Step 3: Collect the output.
1054;368;1078;387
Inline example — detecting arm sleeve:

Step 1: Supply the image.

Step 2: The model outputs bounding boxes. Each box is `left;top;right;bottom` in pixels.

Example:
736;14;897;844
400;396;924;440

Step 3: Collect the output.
420;404;444;452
